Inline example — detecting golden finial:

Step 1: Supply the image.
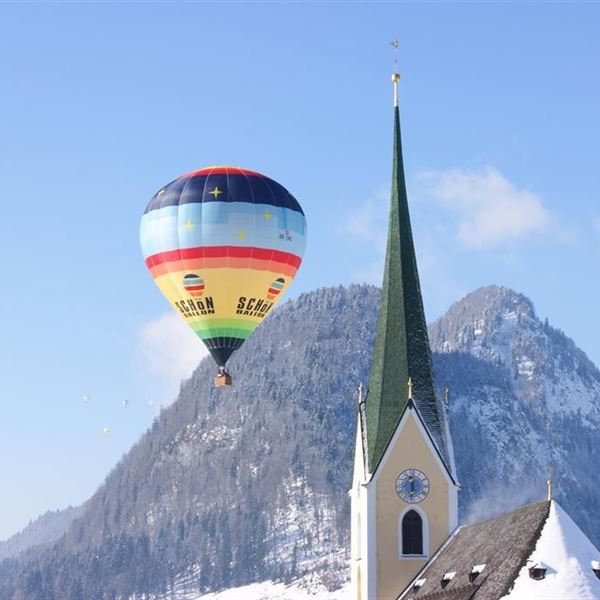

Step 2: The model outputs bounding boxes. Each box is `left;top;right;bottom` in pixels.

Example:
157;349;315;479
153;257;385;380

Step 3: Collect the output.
392;72;401;108
358;382;364;405
547;465;553;502
407;377;413;400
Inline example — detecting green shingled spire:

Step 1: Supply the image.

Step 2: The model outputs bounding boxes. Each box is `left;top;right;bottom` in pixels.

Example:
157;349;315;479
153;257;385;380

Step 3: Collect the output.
365;80;450;474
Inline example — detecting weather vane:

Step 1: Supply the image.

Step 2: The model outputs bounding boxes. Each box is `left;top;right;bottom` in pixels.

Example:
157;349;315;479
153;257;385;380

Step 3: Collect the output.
390;39;399;69
390;39;400;107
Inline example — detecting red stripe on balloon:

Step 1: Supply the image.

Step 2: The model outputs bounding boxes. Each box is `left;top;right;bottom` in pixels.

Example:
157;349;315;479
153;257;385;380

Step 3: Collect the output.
146;246;302;269
184;285;205;291
181;166;266;178
148;257;299;279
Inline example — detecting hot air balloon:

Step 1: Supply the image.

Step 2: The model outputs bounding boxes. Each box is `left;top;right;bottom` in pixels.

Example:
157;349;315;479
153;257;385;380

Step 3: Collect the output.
140;166;307;386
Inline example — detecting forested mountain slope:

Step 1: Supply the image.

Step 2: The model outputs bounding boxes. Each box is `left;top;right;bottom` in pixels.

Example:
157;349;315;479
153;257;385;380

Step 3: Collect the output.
1;284;598;600
0;506;83;562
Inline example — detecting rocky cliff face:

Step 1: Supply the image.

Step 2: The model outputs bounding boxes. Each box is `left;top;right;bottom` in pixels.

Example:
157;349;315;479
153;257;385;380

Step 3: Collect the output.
1;284;598;600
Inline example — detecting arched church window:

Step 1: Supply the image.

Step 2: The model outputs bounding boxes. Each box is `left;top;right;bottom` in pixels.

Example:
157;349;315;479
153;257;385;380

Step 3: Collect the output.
402;510;423;555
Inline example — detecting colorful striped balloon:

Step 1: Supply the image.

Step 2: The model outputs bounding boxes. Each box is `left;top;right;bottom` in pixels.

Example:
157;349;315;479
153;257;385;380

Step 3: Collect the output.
140;166;307;369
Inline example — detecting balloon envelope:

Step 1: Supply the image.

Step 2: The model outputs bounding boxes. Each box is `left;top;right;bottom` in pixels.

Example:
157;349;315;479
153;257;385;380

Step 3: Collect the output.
140;166;307;367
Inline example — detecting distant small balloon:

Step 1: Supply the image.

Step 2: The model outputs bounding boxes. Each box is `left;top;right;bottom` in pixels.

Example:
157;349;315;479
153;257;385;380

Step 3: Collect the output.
102;427;112;437
82;394;91;402
148;400;154;407
121;400;129;408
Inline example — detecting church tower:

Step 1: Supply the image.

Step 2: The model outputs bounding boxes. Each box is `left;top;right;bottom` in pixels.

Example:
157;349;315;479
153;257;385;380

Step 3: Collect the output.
350;75;459;600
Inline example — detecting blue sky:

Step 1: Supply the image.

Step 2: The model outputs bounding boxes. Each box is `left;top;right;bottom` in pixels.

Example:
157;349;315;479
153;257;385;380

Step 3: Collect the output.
0;2;599;540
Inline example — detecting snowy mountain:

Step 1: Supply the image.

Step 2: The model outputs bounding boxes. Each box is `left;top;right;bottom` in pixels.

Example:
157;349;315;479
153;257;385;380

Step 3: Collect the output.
1;284;599;599
430;285;600;538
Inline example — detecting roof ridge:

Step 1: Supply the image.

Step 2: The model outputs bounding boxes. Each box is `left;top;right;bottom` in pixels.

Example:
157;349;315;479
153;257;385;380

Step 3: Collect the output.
497;500;551;598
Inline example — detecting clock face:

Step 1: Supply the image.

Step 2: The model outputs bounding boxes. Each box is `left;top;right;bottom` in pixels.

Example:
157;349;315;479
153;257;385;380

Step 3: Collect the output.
396;469;430;503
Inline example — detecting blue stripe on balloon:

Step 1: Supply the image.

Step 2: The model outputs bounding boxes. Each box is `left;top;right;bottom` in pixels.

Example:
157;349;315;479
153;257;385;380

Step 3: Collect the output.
139;201;307;259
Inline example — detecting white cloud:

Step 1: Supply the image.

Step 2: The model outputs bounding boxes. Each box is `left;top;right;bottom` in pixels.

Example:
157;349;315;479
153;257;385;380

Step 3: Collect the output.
340;184;466;301
138;313;209;405
417;167;550;248
340;186;389;283
342;187;389;254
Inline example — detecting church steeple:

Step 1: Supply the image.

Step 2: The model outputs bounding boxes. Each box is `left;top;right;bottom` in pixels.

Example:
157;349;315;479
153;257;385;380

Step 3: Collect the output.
352;75;458;600
365;74;450;474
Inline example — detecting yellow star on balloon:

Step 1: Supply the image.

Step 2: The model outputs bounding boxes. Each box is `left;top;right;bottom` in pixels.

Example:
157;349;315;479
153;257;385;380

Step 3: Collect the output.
235;230;247;240
209;186;223;198
183;219;194;231
262;210;273;221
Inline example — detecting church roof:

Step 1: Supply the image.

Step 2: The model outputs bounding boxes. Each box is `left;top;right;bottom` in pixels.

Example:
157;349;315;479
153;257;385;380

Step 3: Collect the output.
365;85;450;474
398;500;600;600
398;501;551;600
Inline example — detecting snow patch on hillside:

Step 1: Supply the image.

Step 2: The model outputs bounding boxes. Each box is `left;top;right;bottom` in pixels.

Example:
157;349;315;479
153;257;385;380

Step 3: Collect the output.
264;473;340;571
162;564;350;600
194;579;351;600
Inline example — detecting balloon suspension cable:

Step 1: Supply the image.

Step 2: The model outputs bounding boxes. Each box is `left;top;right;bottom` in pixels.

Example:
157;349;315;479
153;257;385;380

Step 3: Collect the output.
390;39;400;107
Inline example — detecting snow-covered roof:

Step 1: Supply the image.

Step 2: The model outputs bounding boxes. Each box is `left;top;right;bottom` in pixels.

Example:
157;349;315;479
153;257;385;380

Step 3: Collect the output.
398;500;600;600
501;501;600;599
